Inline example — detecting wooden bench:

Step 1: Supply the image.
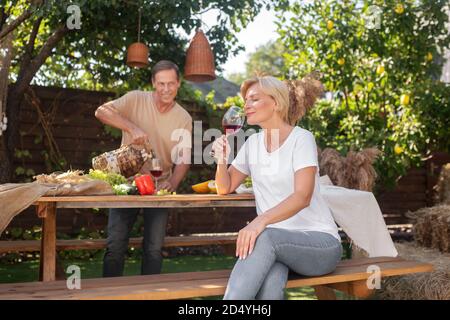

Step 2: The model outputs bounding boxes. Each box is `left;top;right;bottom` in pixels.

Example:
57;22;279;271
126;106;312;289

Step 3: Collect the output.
0;234;238;254
0;257;433;300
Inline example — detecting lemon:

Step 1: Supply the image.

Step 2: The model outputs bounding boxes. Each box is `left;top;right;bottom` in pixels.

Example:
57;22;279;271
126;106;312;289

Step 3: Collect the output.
376;65;385;75
192;180;213;194
327;20;334;31
394;145;404;155
426;52;433;62
208;180;217;194
395;4;404;14
367;82;374;92
400;94;410;106
337;58;345;65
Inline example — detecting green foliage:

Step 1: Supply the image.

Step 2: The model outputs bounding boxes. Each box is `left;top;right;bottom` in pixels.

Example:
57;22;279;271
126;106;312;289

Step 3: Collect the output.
14;149;32;160
276;0;450;188
5;0;270;91
227;72;247;85
40;150;67;173
222;95;245;109
13;149;35;181
243;176;252;188
247;40;288;79
227;40;287;84
103;125;122;139
57;227;106;260
178;168;216;194
0;225;109;263
0;226;42;264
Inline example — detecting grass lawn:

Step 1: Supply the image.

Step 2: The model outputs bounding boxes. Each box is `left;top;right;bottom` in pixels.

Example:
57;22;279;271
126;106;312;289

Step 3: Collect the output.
0;252;318;299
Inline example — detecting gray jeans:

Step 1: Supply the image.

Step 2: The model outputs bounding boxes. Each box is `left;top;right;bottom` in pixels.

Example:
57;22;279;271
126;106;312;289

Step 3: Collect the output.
223;228;342;300
103;207;168;277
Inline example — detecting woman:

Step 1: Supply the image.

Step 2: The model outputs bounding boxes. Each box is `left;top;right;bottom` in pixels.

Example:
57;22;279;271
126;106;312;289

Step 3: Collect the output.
212;76;342;300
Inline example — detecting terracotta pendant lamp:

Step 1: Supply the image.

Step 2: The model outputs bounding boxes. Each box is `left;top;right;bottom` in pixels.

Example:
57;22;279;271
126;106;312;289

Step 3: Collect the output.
184;28;216;82
127;8;149;68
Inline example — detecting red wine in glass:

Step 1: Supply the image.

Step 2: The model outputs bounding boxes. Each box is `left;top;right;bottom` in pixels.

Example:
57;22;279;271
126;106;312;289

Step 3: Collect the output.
150;170;162;178
150;158;162;190
210;106;245;157
223;124;243;134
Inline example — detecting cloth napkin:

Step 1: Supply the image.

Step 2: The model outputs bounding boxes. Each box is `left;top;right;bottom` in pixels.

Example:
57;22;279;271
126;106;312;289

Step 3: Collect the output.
319;176;398;257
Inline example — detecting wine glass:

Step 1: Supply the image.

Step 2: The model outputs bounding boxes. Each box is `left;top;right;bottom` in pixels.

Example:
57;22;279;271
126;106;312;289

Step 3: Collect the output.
150;158;162;190
210;105;245;157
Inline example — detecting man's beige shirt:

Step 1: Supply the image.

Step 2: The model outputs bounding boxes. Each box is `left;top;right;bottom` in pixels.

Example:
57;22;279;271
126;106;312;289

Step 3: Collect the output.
111;90;192;182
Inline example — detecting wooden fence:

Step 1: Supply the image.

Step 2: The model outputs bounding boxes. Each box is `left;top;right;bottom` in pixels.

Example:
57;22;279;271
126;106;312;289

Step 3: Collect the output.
3;85;449;237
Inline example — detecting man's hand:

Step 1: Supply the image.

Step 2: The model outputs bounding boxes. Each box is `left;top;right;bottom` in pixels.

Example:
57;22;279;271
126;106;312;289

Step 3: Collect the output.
157;180;175;192
129;126;148;145
236;216;267;260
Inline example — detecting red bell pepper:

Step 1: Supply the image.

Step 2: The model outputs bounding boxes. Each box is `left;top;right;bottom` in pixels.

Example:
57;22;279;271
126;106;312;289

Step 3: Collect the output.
134;174;155;195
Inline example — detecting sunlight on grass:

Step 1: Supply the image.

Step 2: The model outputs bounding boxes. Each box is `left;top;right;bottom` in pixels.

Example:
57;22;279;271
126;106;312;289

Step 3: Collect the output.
0;254;237;283
286;287;317;300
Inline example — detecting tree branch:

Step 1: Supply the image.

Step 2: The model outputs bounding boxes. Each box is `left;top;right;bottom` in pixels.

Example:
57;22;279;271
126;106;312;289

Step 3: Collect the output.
28;17;42;53
16;24;70;95
19;16;43;73
0;8;34;41
0;7;6;32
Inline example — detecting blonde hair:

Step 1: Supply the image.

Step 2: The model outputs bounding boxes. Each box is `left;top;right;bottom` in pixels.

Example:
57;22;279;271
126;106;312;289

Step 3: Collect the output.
241;74;324;125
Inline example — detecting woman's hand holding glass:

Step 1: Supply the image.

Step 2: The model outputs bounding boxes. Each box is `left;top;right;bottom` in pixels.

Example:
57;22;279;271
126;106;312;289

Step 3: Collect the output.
211;135;231;165
209;105;245;159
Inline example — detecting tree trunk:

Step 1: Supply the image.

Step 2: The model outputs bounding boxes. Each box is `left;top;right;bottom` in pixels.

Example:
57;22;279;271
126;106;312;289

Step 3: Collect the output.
0;33;14;183
0;85;22;183
0;133;12;183
0;24;69;184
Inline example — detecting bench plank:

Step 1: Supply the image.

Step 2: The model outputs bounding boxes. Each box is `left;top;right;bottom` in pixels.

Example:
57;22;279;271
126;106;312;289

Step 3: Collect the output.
0;235;238;253
0;269;231;296
0;257;433;300
285;260;432;288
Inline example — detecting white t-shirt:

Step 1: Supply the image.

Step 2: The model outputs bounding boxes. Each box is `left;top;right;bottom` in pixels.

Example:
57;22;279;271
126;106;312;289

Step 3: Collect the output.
231;126;340;240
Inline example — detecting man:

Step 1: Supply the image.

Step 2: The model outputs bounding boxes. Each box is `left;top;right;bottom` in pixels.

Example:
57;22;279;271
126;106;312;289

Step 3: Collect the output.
95;60;192;277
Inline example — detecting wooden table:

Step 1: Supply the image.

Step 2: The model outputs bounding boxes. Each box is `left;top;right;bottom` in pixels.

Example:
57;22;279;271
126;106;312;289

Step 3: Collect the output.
33;194;256;282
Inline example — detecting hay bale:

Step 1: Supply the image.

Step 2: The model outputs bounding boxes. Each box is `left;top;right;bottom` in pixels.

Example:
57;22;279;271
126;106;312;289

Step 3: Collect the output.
434;163;450;205
435;212;450;252
411;205;450;252
375;242;450;300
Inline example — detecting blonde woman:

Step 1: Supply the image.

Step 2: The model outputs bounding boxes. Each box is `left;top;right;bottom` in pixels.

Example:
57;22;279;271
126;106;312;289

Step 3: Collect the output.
212;76;341;300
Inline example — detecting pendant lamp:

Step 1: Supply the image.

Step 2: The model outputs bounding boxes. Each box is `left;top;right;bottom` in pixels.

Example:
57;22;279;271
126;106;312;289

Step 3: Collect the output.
127;8;149;68
184;28;216;82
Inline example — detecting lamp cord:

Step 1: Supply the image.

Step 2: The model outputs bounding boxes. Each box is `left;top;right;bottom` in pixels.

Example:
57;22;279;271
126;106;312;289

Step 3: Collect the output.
138;7;142;43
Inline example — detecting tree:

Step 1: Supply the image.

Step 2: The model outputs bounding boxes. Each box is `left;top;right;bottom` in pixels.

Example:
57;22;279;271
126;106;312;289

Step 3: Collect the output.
275;0;450;188
227;39;287;84
245;40;286;78
0;0;270;183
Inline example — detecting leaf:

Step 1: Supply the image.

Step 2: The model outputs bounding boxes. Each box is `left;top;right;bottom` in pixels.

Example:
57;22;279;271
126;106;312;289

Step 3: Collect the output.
15;167;26;176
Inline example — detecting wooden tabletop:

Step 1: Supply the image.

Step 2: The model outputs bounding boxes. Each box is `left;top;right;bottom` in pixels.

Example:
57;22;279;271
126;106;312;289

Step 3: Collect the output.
34;193;256;208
